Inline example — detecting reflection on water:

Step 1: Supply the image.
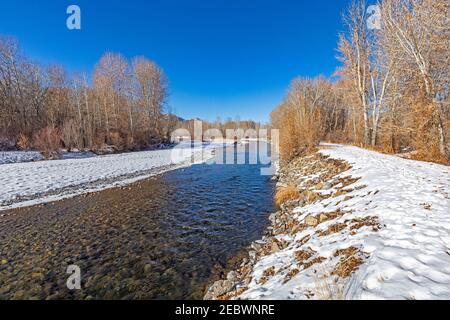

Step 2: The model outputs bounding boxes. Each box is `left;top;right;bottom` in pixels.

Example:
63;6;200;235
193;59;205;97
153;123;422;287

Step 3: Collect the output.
0;145;275;299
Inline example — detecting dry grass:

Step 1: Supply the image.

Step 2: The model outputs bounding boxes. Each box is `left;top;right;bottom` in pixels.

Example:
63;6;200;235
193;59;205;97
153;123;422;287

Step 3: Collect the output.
217;287;248;301
412;148;450;166
258;266;276;285
303;257;327;270
263;266;276;278
319;210;343;223
275;185;300;207
283;268;300;284
332;247;364;278
294;249;315;263
318;222;348;237
294;249;327;270
349;216;381;231
297;235;311;246
314;275;345;300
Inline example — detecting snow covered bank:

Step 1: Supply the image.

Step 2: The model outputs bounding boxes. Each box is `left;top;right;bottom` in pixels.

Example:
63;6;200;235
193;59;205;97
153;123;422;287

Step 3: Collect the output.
0;150;98;165
0;145;214;211
0;151;44;165
205;144;450;300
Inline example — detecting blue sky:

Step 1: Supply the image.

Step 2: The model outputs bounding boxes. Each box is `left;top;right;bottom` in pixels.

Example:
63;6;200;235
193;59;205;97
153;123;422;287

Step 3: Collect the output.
0;0;351;123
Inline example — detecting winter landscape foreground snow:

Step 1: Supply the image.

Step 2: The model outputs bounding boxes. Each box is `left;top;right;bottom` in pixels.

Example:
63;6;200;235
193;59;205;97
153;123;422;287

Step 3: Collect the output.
0;145;213;211
205;144;450;300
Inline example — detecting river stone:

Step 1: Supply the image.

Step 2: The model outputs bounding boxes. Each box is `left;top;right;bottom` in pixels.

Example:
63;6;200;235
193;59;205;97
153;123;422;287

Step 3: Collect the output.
297;200;306;207
322;182;333;190
319;214;329;223
251;240;265;251
204;280;235;300
227;271;239;282
144;264;152;274
271;242;280;253
305;215;319;227
248;251;257;262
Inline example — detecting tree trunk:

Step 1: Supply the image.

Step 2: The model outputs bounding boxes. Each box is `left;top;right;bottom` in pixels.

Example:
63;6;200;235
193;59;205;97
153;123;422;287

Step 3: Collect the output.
371;124;378;147
363;109;371;146
436;105;449;160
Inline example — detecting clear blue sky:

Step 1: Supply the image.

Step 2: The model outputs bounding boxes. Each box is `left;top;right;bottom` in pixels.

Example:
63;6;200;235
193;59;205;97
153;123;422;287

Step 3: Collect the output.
0;0;352;123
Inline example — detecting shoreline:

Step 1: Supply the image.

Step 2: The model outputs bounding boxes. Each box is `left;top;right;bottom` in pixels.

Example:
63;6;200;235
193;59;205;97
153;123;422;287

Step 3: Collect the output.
204;149;352;300
204;144;450;300
0;146;214;212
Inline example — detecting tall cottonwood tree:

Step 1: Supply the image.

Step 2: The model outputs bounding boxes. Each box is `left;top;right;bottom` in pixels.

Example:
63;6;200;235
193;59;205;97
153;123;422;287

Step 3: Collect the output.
0;35;174;152
132;57;168;140
337;0;394;147
270;0;448;164
382;0;449;158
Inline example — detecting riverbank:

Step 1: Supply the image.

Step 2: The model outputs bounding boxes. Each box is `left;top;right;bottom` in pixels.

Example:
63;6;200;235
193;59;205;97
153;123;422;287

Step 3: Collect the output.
204;144;450;300
0;144;216;212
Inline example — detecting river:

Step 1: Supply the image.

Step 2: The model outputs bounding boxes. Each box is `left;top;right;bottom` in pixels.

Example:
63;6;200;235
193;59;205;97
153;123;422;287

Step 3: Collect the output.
0;145;275;299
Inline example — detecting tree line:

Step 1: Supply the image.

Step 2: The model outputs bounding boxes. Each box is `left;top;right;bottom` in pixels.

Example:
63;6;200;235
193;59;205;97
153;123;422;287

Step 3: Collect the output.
0;35;265;157
0;36;173;157
271;0;449;164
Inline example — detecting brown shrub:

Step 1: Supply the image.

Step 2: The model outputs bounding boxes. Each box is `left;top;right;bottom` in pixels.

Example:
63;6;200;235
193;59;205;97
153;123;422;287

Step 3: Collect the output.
17;133;31;150
294;248;327;271
411;148;450;166
110;131;126;150
271;78;327;161
33;126;61;159
275;185;300;207
61;120;82;151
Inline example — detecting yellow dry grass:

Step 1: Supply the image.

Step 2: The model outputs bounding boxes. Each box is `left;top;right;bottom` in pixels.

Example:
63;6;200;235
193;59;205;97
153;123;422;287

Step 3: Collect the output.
274;185;300;207
332;247;364;278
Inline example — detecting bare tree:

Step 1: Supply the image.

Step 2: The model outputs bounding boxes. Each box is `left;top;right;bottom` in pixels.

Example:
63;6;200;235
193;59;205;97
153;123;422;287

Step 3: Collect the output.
382;0;449;158
132;57;168;141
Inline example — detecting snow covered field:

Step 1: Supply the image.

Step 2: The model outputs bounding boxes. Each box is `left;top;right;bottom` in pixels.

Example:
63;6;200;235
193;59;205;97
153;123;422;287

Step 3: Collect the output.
0;145;213;211
237;144;450;300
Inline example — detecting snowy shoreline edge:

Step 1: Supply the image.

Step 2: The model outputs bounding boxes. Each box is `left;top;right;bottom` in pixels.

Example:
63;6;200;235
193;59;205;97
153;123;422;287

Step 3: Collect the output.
204;144;450;300
0;147;214;213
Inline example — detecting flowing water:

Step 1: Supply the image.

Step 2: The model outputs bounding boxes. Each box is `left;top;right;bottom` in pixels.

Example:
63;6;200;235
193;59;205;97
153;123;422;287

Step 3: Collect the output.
0;145;275;299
